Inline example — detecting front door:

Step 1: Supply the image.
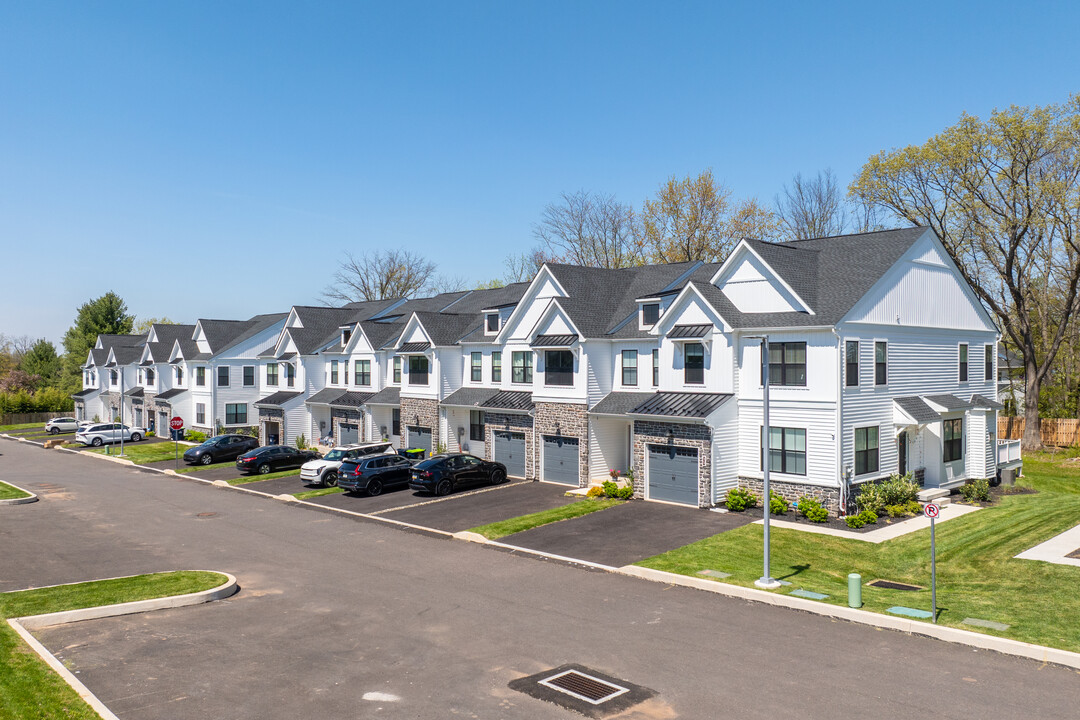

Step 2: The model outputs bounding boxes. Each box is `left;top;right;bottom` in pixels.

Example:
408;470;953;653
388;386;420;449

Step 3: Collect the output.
898;431;908;476
266;422;280;445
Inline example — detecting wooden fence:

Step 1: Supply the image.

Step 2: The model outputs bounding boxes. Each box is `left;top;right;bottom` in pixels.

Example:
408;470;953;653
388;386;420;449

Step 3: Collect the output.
0;411;72;427
998;417;1080;447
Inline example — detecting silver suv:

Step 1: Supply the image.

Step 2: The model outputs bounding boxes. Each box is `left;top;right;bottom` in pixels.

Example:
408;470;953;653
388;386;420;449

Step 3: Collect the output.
299;442;395;486
75;423;145;447
45;417;82;434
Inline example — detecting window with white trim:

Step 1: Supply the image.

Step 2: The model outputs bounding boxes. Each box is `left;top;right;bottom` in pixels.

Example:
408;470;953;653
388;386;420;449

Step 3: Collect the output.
855;426;879;475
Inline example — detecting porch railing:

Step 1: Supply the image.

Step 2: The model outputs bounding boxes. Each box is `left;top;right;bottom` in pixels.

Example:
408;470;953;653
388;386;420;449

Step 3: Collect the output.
997;439;1022;465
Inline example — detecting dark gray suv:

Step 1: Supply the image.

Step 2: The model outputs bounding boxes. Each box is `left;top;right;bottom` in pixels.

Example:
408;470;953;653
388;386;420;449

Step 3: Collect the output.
337;454;416;496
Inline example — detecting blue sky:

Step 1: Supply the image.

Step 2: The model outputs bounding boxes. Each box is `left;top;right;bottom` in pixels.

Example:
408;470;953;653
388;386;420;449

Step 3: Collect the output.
2;1;1078;346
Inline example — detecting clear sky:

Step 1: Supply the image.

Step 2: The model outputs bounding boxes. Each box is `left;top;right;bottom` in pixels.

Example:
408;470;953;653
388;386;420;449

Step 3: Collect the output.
2;1;1078;346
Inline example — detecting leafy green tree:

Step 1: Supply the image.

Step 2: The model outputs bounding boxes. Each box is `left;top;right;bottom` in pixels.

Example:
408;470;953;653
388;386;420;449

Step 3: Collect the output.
851;96;1080;450
135;316;177;334
19;339;61;389
60;292;135;392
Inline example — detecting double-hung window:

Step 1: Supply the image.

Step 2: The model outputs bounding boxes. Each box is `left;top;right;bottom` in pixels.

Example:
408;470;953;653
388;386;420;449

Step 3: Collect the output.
176;366;183;384
393;357;401;384
470;410;485;442
766;342;806;386
652;349;659;386
471;352;482;382
855;426;879;475
545;350;573;386
354;360;370;386
196;366;205;386
217;366;229;387
285;363;295;387
266;363;279;386
146;368;155;384
984;344;994;381
762;427;806;475
110;370;118;386
641;303;660;325
944;418;963;462
959;343;968;382
196;403;205;424
622;350;638;386
491;352;502;383
330;360;339;385
391;408;400;436
845;341;859;387
243;366;255;387
875;341;887;385
512;351;533;384
408;356;428;385
486;313;499;332
225;403;247;425
684;343;705;385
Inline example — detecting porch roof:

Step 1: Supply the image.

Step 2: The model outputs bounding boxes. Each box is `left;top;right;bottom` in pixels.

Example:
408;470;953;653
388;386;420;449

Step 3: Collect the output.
154;388;187;401
364;387;401;406
254;391;304;408
329;391;372;409
441;387;498;409
480;390;534;412
627;391;733;419
305;388;345;406
589;391;655;416
72;388;97;399
894;396;940;424
924;394;973;411
971;393;1005;410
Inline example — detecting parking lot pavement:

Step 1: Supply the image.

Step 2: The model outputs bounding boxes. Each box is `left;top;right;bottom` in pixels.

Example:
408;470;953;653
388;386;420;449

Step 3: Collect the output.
232;474;305;494
376;480;579;533
500;500;754;567
173;464;248;482
302;484;430;512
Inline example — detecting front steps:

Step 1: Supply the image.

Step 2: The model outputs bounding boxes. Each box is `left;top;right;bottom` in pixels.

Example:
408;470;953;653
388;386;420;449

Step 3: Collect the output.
917;487;952;506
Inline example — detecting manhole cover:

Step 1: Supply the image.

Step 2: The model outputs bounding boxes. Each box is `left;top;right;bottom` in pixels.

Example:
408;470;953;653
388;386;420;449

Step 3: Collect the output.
195;512;218;518
868;579;923;591
509;664;655;718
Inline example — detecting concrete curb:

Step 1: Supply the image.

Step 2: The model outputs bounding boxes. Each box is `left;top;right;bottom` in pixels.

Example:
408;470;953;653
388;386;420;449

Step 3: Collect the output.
0;480;39;505
616;565;1080;670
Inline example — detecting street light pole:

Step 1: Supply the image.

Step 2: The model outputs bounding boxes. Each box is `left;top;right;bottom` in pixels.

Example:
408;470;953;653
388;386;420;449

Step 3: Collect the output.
753;336;781;590
119;365;125;457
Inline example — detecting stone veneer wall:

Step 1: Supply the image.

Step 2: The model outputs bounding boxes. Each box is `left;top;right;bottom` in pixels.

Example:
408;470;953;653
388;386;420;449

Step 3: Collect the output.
484;412;535;479
533;402;589;487
632;420;713;507
258;408;284;445
330;407;363;444
399;396;439;449
739;477;841;516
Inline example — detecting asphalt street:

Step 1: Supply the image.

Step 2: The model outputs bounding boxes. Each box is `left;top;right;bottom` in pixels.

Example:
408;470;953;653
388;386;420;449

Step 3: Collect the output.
2;439;1079;719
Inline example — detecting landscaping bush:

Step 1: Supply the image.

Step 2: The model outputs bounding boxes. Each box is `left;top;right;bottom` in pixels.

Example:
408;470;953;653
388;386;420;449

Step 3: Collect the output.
724;487;759;512
796;496;829;523
601;480;619;497
845;509;879;529
185;429;207;443
586;486;604;498
885;501;922;518
615;484;634;500
960;478;991;502
296;433;307;450
857;473;920;517
145;430;156;438
769;491;789;515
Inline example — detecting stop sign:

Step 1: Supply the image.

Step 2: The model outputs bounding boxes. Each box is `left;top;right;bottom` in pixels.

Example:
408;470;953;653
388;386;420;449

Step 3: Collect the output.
169;416;184;431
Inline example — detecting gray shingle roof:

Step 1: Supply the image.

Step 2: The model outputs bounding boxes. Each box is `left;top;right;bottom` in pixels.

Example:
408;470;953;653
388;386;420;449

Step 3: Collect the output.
154;388;187;401
198;313;287;355
628;392;733;419
123;387;144;397
330;392;373;408
895;396;940;423
925;394;973;411
441;388;499;408
410;312;479;347
306;388;346;406
971;394;1004;410
254;391;304;408
365;387;400;405
72;388;98;398
145;324;196;364
590;391;656;416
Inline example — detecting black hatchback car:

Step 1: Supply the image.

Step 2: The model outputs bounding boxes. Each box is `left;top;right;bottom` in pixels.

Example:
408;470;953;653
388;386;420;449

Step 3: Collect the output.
183;434;259;465
337;454;416;496
408;454;507;496
236;445;320;475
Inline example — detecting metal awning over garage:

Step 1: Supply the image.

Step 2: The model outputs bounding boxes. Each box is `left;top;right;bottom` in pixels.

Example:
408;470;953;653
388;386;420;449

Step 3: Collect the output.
627;392;733;420
254;391;304;408
329;392;372;409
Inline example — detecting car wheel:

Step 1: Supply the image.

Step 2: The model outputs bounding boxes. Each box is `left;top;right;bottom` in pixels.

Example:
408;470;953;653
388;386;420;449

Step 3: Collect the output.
200;453;213;465
49;427;59;435
92;437;103;447
258;463;271;475
366;479;383;496
490;469;506;485
130;433;142;442
435;478;453;496
323;471;338;488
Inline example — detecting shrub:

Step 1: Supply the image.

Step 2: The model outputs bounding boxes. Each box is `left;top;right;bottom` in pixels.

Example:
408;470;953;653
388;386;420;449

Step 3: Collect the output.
586;486;604;498
960;478;991;502
769;491;789;515
185;429;207;443
296;433;307;450
857;473;920;517
845;514;867;529
145;430;156;438
615;484;634;500
885;504;908;518
858;509;878;525
724;487;759;512
905;500;922;515
856;483;885;517
797;496;829;522
601;480;619;497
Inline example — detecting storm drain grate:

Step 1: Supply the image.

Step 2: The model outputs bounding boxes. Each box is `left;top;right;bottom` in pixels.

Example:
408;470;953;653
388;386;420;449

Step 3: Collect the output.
868;579;922;591
539;670;629;705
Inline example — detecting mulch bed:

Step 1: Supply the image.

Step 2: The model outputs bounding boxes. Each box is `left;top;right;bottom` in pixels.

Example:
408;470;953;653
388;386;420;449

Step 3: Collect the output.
955;484;1038;508
726;509;890;534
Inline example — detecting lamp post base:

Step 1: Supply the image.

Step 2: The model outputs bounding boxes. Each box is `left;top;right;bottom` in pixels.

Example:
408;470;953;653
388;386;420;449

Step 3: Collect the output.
754;577;782;590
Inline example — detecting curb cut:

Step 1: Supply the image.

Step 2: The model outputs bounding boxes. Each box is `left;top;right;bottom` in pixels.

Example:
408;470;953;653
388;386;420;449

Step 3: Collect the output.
451;531;489;543
0;480;38;505
616;565;1080;671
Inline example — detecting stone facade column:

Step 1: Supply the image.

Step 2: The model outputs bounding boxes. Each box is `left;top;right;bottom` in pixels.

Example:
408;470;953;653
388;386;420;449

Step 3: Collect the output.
632;420;713;507
533;401;589;487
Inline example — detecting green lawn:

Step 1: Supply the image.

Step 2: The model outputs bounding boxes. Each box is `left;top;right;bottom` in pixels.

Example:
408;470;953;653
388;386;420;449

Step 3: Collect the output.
0;422;48;433
468;498;624;540
228;470;302;485
637;451;1080;652
0;571;227;720
0;481;31;500
294;486;344;500
89;443;186;465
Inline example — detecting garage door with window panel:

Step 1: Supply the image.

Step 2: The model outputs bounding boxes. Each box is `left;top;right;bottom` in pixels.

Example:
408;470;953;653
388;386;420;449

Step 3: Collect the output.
648;445;699;506
339;422;359;445
493;430;526;478
542;435;579;486
407;425;432;454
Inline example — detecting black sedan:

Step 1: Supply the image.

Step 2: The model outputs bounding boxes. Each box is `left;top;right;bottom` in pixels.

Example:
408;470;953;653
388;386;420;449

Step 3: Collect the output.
236;445;320;475
337;454;415;496
408;454;507;496
183;434;259;465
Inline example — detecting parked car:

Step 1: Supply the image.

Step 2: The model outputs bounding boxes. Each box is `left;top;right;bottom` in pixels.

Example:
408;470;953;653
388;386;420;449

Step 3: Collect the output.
236;445;321;475
75;423;145;447
44;417;81;434
408;454;507;496
183;434;260;466
337;454;416;496
300;442;396;487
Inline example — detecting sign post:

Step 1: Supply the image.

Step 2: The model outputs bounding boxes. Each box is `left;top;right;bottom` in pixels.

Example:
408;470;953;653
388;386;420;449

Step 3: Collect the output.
170;416;184;470
924;502;940;623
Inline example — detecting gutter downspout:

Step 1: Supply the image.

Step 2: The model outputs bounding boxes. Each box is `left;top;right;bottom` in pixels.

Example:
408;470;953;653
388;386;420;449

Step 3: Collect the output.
832;328;845;516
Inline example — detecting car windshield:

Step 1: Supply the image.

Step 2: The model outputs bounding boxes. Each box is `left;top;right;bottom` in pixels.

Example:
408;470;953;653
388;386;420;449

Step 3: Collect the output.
323;449;349;461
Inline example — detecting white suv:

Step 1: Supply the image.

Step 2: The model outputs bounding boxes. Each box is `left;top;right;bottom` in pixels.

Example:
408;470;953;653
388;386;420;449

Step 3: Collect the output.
45;417;82;434
300;442;395;487
75;423;145;447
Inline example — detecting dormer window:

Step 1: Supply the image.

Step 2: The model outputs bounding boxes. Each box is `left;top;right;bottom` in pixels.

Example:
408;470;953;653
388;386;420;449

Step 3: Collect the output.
146;368;155;384
642;303;660;326
342;328;352;346
486;313;500;333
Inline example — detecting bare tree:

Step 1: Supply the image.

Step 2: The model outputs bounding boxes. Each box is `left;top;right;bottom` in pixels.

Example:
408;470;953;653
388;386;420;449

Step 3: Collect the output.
426;275;469;295
534;190;642;268
775;169;848;240
503;248;553;283
321;250;438;303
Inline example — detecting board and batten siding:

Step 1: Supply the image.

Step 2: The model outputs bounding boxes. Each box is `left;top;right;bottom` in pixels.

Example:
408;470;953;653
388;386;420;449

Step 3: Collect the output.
710;396;739;503
588;416;630;480
838;326;997;482
586;344;613;408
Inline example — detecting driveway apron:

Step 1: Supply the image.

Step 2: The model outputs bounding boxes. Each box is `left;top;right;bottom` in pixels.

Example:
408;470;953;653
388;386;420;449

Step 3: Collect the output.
378;480;577;532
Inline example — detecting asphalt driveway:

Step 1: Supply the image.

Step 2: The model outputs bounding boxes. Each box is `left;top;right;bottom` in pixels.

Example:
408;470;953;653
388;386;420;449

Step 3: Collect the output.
232;474;306;495
500;500;755;567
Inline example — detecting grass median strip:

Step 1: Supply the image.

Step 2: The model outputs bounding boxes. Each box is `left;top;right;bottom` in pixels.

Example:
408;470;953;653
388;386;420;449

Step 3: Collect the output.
89;443;187;465
0;422;47;433
228;470;302;485
0;571;227;719
468;498;623;540
0;481;31;500
636;450;1080;653
294;486;345;500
